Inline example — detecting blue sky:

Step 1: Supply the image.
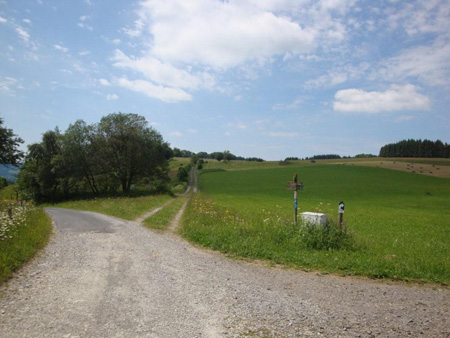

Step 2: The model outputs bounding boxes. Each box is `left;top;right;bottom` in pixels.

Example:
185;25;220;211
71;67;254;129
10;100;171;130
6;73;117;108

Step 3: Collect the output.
1;0;449;160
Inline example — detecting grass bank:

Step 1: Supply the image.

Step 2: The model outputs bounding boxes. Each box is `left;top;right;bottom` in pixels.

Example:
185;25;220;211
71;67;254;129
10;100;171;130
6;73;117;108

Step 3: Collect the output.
181;163;450;284
0;195;52;283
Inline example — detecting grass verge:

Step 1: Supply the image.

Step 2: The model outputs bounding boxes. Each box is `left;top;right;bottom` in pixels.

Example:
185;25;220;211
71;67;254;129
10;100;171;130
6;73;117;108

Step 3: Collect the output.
0;202;52;283
143;196;187;230
52;194;172;221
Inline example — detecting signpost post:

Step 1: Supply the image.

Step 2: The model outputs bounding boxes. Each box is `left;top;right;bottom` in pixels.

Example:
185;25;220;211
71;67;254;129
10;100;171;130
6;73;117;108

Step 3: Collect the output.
287;174;303;224
338;201;345;228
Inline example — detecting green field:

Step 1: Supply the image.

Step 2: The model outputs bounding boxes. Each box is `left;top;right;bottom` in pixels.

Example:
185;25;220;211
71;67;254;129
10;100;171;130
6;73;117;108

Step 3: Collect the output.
182;162;450;283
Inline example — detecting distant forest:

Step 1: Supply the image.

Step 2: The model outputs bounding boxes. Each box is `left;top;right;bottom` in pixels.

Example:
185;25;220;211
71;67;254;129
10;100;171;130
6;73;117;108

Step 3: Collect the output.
379;139;450;158
173;148;264;162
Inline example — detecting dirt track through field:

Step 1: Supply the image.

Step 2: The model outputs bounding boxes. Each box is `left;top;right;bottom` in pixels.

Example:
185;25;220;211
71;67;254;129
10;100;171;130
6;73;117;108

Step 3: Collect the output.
1;169;449;337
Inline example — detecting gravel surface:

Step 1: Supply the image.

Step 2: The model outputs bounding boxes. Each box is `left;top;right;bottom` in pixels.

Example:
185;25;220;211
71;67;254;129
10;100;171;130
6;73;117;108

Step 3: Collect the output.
0;208;449;337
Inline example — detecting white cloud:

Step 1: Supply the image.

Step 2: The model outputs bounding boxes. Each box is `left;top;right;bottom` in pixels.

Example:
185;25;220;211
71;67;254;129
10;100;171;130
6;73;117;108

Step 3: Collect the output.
385;0;449;36
273;97;303;110
0;77;19;95
78;15;93;30
99;78;111;86
79;50;90;56
112;39;121;45
377;39;450;87
136;0;315;69
169;131;184;137
54;44;68;53
78;22;93;31
114;77;192;102
333;84;430;113
305;62;371;89
0;16;7;24
15;26;30;43
112;49;214;90
106;94;119;100
22;19;32;25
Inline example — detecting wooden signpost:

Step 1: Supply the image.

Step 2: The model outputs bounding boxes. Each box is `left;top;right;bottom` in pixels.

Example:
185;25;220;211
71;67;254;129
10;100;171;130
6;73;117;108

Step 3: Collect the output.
287;174;303;224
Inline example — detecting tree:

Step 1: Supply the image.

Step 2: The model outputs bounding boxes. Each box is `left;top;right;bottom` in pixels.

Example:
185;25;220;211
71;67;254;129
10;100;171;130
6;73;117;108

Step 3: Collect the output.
63;120;100;195
0;118;24;166
173;147;182;157
18;129;65;201
95;113;168;192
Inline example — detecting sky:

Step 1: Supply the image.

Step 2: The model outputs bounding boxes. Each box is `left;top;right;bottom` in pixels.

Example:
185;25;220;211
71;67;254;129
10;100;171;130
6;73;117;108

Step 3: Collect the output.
0;0;449;160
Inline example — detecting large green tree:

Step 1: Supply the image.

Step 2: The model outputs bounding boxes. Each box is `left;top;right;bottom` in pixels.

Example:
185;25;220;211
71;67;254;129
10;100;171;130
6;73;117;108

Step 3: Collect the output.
0;118;24;166
63;120;100;194
18;129;65;201
95;113;169;192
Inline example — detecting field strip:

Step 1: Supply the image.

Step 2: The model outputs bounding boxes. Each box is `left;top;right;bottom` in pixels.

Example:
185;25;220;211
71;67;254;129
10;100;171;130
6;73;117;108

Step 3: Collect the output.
167;168;197;233
135;199;176;223
167;198;190;233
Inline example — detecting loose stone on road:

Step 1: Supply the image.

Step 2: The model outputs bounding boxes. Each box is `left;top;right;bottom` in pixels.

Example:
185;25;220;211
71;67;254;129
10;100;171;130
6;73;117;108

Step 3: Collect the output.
0;208;449;337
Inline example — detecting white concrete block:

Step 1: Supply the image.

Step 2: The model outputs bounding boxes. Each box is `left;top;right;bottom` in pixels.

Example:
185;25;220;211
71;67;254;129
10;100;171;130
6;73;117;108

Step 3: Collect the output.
300;212;327;226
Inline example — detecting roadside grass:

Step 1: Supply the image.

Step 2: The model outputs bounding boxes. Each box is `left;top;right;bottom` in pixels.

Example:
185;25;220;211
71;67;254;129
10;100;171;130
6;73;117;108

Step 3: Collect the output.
53;194;173;221
182;164;450;284
0;197;52;283
143;196;187;230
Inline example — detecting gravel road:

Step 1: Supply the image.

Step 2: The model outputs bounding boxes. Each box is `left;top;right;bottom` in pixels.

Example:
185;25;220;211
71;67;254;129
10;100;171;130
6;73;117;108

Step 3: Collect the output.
0;207;449;337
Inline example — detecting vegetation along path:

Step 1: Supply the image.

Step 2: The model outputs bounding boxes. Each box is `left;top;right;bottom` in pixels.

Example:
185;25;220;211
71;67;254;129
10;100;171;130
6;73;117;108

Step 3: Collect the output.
0;172;448;337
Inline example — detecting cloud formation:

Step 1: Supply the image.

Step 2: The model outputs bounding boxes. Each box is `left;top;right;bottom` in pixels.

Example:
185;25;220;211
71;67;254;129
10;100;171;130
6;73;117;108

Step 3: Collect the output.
333;84;430;113
114;78;192;103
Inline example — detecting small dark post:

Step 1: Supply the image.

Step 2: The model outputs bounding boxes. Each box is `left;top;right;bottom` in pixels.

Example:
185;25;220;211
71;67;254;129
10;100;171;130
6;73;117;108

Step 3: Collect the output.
338;201;345;228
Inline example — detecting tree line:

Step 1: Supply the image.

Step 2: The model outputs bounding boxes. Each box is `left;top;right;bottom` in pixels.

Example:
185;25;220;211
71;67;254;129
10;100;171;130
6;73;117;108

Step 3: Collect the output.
173;148;264;162
17;113;172;202
379;139;450;158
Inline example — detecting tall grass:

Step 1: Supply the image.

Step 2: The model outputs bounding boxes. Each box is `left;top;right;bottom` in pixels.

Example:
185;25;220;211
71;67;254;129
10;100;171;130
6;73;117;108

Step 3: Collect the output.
182;164;450;283
0;200;52;283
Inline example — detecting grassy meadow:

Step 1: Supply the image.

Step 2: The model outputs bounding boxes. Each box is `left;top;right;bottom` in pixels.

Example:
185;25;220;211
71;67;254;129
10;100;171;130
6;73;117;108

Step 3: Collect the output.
182;161;450;283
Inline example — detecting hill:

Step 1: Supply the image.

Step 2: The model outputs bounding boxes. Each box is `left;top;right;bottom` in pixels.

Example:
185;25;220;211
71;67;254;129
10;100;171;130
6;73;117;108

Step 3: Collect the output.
0;165;19;182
